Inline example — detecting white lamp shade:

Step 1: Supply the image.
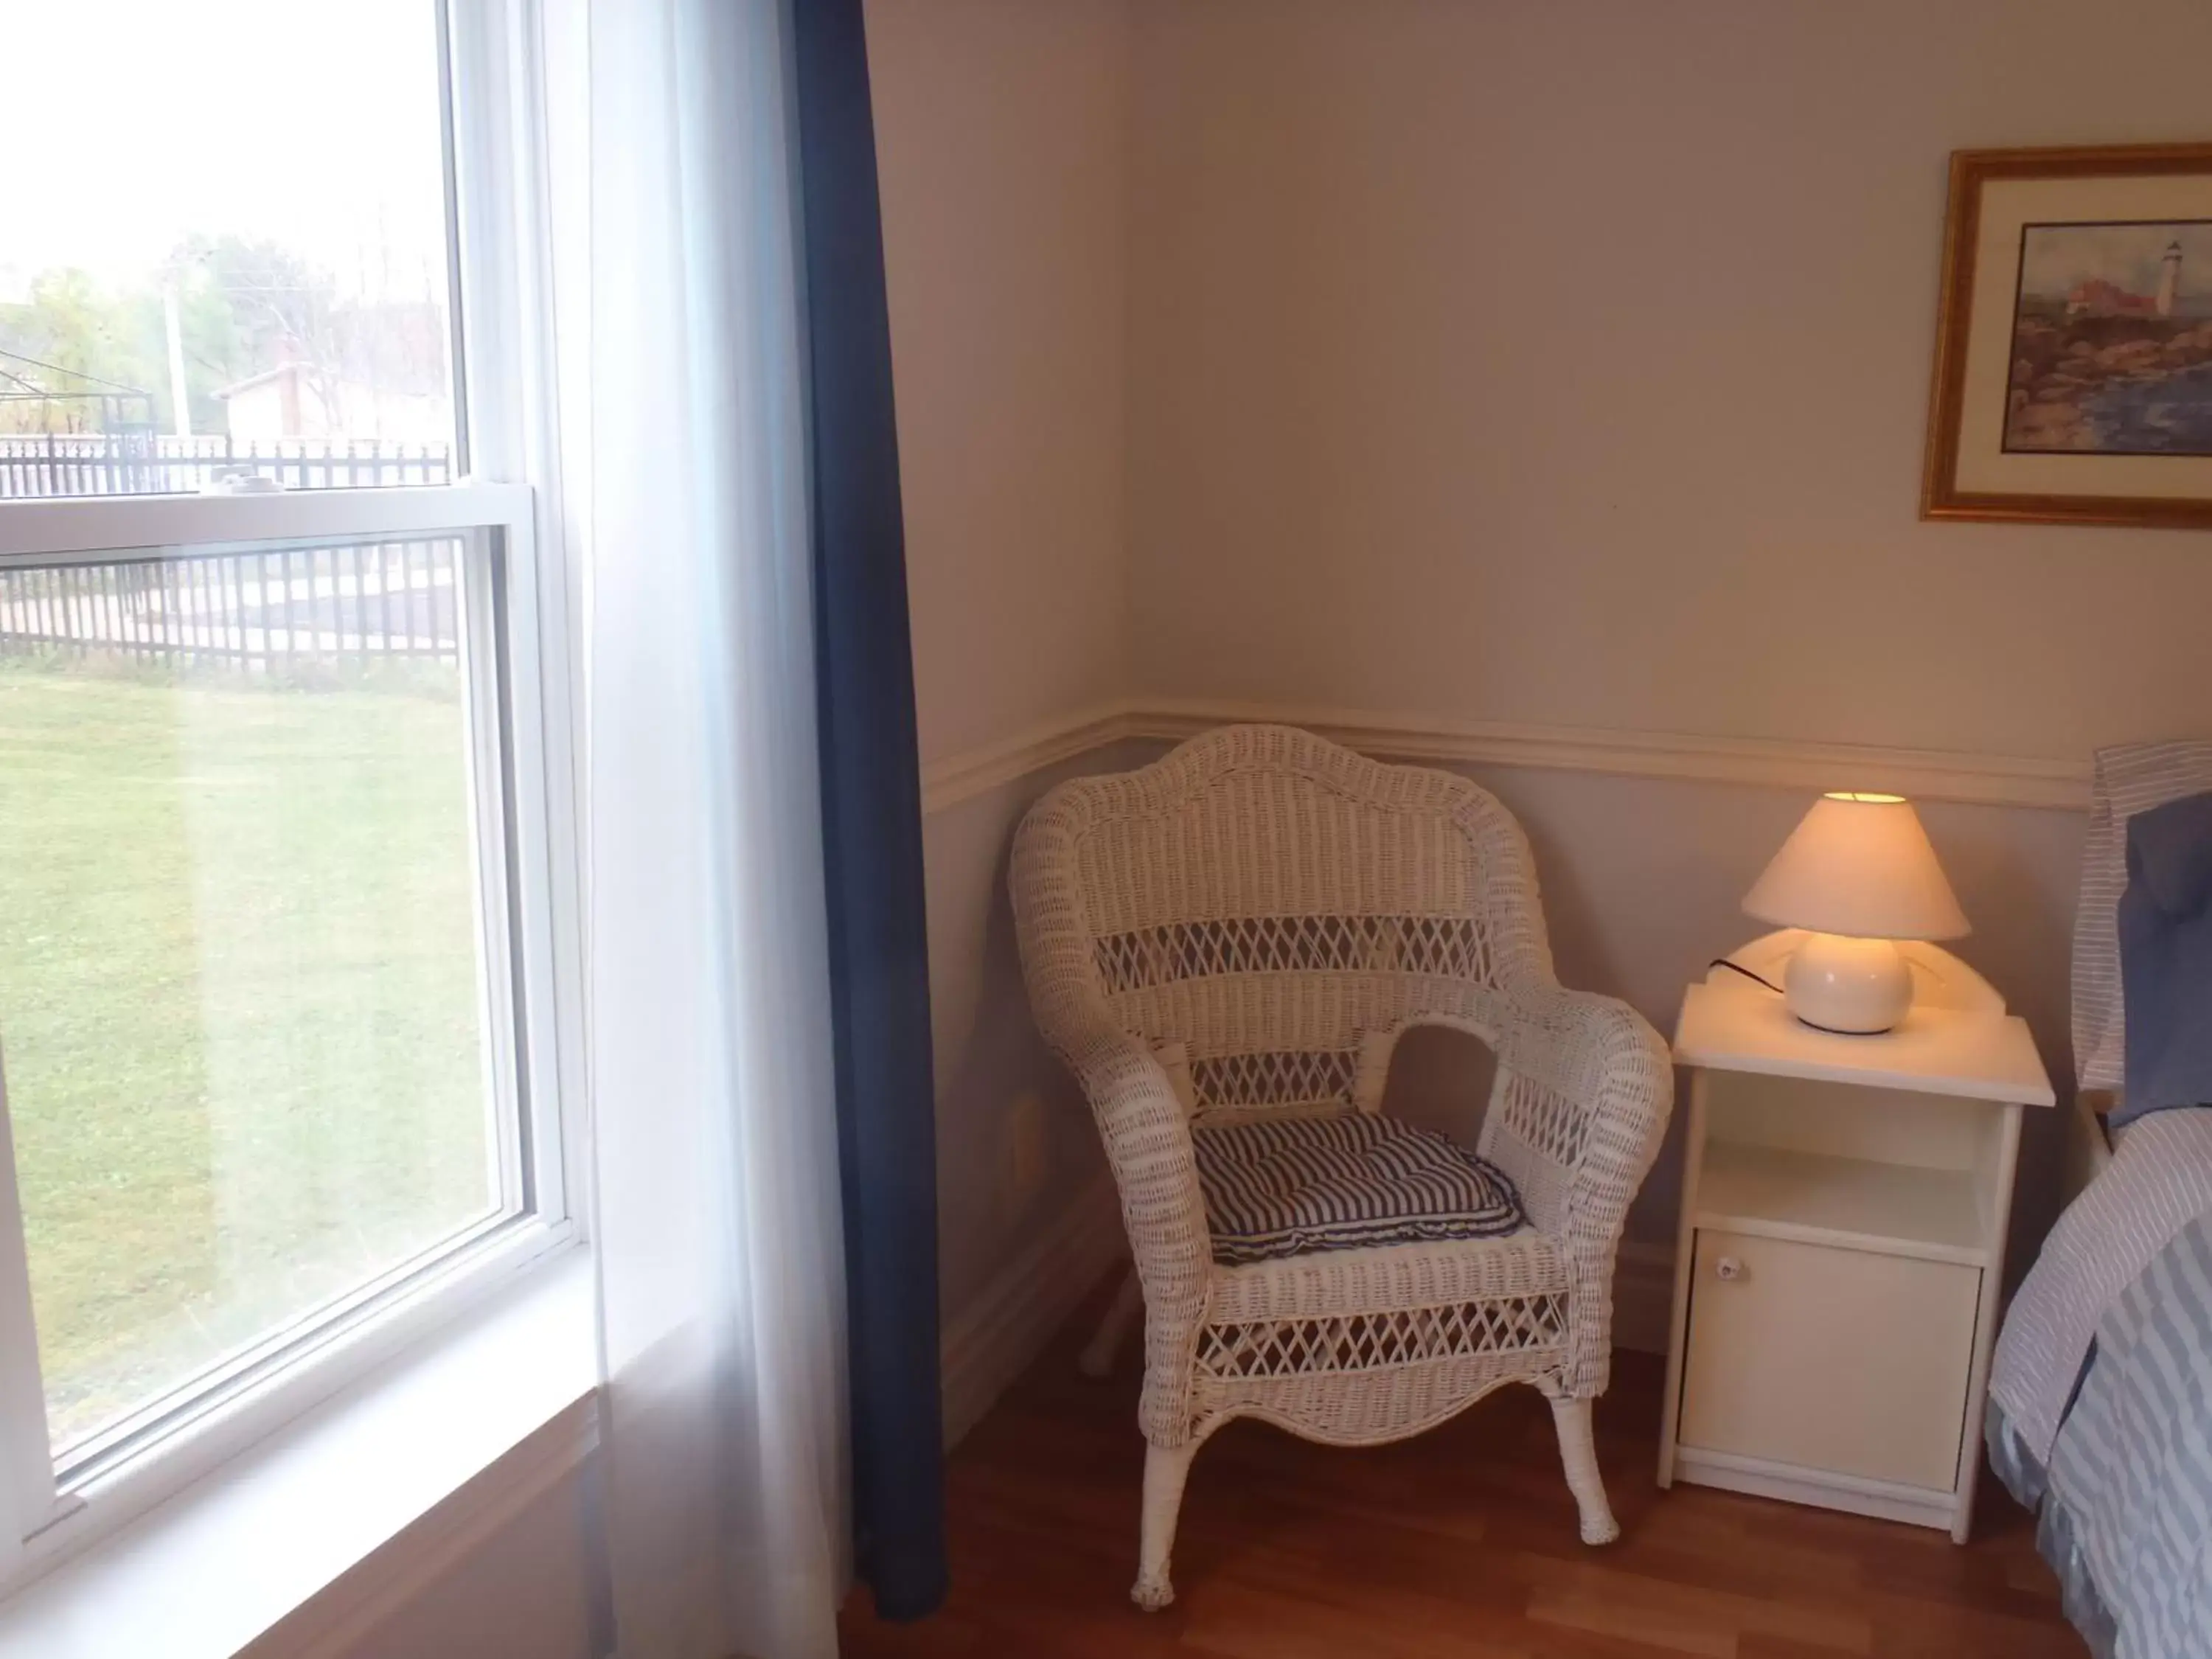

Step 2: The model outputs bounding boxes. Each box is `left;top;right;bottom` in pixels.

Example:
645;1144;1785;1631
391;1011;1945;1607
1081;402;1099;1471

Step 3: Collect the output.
1743;793;1969;942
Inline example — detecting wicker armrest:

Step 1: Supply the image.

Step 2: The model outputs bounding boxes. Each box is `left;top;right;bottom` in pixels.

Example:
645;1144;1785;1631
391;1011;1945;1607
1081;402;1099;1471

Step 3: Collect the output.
1488;984;1672;1394
1407;987;1672;1244
1062;1028;1214;1444
1065;1029;1211;1312
1491;985;1673;1234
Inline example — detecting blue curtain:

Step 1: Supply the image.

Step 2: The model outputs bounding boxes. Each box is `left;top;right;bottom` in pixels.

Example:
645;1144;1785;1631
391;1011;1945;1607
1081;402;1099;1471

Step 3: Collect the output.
790;0;950;1622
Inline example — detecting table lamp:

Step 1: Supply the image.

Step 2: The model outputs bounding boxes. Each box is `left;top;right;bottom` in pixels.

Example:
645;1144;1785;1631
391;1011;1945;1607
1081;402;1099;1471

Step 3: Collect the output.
1742;792;1969;1034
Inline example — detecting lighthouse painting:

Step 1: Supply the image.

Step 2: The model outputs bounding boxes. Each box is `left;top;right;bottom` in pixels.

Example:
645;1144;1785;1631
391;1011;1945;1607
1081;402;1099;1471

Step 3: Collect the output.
1924;144;2212;528
2003;219;2212;454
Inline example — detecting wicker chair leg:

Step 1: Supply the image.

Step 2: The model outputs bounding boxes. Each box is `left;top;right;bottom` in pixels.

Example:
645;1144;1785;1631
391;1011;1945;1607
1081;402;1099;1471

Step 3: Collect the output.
1133;1440;1197;1610
1078;1267;1145;1380
1548;1394;1621;1545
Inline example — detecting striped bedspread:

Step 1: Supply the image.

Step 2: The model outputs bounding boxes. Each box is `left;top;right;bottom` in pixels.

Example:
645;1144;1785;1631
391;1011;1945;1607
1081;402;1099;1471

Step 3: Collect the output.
2043;1214;2212;1659
1991;1109;2212;1465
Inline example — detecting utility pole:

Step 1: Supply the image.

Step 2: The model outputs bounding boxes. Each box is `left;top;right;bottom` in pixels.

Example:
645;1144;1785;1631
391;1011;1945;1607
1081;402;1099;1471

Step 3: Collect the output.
163;284;192;438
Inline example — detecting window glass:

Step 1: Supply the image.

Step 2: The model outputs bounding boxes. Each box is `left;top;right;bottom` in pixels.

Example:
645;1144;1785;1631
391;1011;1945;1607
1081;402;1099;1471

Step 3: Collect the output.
0;535;504;1458
0;3;457;498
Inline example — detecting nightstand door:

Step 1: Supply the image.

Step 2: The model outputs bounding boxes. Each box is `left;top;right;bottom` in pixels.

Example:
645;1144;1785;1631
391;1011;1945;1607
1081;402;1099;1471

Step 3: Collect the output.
1677;1229;1980;1491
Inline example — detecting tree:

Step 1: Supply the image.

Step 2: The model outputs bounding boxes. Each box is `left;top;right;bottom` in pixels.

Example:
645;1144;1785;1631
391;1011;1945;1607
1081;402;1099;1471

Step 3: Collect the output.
168;235;346;428
0;270;159;435
1;235;448;440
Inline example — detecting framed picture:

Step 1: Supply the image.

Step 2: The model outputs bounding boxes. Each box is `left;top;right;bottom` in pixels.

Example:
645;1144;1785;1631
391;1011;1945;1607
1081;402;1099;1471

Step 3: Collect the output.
1922;142;2212;529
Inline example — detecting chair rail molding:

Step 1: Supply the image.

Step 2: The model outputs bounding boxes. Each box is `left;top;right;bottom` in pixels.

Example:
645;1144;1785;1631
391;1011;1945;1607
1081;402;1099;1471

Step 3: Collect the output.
919;698;2093;818
919;702;1138;816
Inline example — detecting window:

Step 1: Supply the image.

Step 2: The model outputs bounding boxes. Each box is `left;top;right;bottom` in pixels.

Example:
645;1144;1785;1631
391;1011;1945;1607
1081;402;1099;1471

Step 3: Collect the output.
0;2;574;1568
1;2;459;498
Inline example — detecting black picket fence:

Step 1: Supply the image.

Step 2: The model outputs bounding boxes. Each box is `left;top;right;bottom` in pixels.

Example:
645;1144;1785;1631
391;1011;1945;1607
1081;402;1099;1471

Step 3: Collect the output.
0;540;464;672
0;434;451;499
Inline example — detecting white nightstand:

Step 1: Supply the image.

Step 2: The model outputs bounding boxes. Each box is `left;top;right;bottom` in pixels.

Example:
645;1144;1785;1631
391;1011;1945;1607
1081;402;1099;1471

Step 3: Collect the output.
1657;933;2056;1542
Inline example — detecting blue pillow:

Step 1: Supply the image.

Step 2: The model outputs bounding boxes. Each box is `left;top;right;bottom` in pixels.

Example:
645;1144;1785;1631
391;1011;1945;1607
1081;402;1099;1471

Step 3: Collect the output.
2115;790;2212;1127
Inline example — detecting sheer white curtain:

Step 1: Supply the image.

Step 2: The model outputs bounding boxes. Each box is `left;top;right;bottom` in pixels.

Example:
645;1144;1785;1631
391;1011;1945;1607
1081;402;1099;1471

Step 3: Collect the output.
545;0;848;1654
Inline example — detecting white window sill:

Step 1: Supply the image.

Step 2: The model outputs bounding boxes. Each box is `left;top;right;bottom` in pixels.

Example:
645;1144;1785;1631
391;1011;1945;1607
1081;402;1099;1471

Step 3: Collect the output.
0;1246;598;1659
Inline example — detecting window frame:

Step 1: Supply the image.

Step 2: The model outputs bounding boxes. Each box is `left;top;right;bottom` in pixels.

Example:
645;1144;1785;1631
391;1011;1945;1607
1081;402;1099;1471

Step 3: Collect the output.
0;0;584;1591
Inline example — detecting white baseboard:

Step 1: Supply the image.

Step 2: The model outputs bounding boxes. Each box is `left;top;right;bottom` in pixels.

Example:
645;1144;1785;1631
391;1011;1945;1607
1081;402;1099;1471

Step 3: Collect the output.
939;1178;1125;1448
1669;1444;1959;1534
919;698;2090;816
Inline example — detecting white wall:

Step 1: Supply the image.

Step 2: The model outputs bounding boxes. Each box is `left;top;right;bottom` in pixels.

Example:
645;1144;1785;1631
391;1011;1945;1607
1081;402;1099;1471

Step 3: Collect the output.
326;1469;599;1659
1113;0;2212;1253
1125;0;2212;760
866;0;1138;1429
879;0;2212;1385
869;0;1131;765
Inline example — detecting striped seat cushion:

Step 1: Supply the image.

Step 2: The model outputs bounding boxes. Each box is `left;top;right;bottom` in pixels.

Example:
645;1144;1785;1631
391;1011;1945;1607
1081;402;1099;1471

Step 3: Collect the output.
1193;1113;1526;1267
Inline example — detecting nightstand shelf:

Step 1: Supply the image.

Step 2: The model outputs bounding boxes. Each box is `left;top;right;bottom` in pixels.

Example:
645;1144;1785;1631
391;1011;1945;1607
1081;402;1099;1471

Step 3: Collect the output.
1694;1141;1993;1266
1658;953;2055;1542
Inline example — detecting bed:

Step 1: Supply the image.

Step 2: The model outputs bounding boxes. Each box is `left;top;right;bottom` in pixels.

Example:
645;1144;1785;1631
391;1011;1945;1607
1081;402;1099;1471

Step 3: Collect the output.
1983;741;2212;1659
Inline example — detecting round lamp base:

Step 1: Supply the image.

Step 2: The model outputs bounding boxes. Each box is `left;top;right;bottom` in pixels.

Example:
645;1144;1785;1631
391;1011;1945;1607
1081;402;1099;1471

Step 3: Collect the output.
1784;932;1913;1034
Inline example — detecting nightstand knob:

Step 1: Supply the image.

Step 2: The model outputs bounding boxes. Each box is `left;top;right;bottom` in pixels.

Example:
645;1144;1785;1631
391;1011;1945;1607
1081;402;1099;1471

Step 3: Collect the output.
1714;1255;1744;1282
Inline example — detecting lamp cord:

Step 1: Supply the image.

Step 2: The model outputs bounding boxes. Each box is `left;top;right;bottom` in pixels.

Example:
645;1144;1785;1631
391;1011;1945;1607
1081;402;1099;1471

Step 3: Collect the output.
1708;956;1785;997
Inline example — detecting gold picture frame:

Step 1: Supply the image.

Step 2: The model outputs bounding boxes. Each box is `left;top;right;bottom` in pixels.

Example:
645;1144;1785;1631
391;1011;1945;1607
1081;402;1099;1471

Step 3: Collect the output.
1922;142;2212;529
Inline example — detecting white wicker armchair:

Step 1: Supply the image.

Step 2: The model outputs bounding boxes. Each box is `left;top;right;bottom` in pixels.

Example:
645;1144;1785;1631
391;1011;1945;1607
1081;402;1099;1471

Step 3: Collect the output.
1011;725;1673;1610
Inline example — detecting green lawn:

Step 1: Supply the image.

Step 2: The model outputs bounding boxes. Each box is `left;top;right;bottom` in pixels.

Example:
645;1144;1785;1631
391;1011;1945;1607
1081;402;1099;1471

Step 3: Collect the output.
0;657;495;1450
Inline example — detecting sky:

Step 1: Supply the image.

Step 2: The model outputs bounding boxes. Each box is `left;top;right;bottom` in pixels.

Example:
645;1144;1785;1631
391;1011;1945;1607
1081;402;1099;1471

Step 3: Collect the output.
0;1;449;306
2017;221;2212;305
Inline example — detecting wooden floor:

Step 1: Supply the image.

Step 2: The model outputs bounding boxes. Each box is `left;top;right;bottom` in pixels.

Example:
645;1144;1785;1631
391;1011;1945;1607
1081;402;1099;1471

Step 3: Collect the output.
840;1301;2089;1658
